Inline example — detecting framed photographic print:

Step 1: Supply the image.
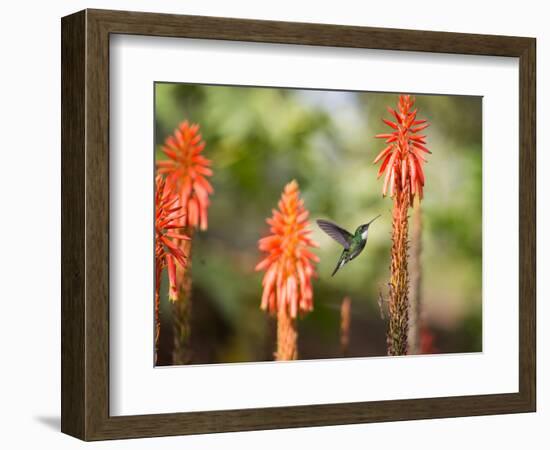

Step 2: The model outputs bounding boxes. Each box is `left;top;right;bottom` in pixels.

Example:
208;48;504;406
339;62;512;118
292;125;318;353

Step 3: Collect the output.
61;9;536;441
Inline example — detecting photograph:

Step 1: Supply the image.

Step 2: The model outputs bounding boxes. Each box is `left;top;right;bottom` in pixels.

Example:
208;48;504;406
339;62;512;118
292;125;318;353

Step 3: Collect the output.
153;83;482;366
50;4;538;443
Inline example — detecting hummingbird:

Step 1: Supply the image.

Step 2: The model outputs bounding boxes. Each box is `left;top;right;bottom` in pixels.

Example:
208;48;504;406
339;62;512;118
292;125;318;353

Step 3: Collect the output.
316;215;381;276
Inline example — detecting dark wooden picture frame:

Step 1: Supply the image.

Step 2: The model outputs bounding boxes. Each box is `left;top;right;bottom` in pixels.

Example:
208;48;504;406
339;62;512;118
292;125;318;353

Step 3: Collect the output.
61;9;536;441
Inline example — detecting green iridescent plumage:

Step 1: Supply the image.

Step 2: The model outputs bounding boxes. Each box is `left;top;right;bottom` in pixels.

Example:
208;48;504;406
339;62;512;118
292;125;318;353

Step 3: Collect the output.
316;215;381;276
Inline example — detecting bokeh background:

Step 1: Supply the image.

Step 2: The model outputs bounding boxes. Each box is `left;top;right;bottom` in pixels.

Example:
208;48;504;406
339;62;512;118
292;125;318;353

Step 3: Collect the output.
155;82;482;365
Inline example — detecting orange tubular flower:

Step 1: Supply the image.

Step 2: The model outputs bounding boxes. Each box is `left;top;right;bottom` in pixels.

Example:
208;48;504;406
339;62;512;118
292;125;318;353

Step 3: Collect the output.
420;326;438;355
374;95;431;201
157;121;213;231
256;180;319;319
256;180;319;361
155;175;190;303
154;175;190;360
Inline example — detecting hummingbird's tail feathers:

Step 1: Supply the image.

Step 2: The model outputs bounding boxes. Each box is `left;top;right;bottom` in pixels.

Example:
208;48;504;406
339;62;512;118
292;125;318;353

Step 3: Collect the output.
331;256;345;277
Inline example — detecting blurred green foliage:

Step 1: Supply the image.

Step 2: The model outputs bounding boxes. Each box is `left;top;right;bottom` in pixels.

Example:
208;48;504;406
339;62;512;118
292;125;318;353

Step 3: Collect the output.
155;83;482;364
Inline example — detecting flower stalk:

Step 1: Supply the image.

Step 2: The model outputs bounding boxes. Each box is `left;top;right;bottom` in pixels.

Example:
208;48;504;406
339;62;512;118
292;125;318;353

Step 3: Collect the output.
374;95;430;356
158;121;213;364
408;197;423;354
172;227;194;365
340;297;351;356
387;185;411;355
154;175;189;363
276;307;298;360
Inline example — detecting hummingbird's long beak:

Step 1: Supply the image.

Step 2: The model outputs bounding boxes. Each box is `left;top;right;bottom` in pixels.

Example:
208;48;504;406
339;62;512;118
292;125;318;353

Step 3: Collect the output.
367;214;381;226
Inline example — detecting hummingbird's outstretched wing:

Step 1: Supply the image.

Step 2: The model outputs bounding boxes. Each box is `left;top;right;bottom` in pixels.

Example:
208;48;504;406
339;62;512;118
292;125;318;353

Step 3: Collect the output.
316;219;353;249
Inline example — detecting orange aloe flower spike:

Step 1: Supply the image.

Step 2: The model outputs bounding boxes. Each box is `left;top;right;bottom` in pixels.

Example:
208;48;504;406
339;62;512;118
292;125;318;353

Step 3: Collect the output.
373;95;431;202
155;175;190;302
157;121;213;230
255;180;319;319
373;94;432;356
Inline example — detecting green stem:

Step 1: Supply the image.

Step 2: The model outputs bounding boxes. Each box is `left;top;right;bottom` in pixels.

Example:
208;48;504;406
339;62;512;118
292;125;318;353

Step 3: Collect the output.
172;227;194;365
